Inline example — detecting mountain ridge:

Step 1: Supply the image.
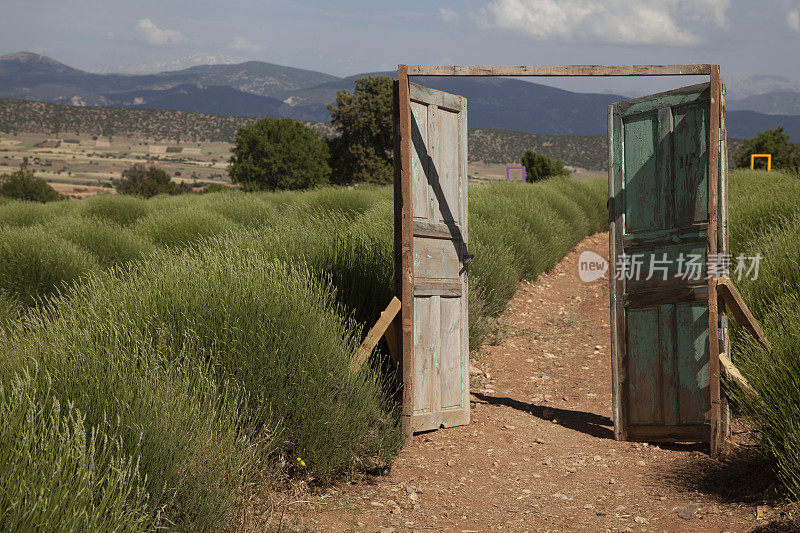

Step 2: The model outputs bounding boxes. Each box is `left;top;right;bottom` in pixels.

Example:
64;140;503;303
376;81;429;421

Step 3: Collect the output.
1;51;800;139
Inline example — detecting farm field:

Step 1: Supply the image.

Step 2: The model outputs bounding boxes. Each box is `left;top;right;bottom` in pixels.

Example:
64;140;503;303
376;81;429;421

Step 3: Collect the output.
0;132;232;197
0;131;591;196
0;170;798;531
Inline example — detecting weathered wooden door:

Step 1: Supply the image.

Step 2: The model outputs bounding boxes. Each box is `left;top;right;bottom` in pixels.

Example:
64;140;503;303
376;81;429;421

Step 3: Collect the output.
608;80;727;444
394;76;470;434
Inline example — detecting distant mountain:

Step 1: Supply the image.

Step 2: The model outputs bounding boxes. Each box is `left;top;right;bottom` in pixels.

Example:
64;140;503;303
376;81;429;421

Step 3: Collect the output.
0;51;339;102
724;73;800;100
2;51;800;140
727;91;800;116
53;84;328;121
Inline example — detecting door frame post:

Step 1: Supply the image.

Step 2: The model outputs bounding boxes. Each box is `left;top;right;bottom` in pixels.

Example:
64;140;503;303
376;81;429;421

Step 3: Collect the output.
396;65;415;440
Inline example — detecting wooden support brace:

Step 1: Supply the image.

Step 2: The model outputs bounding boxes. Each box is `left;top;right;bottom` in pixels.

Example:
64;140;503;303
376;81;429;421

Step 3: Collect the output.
716;276;771;351
719;352;757;398
351;297;402;371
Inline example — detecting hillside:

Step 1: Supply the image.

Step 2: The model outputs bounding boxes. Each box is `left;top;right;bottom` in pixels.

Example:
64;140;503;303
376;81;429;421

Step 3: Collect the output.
0;98;611;169
4;52;800;140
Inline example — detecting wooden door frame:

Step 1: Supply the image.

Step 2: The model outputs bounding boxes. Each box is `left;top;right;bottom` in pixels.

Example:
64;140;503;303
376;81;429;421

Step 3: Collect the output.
396;64;724;453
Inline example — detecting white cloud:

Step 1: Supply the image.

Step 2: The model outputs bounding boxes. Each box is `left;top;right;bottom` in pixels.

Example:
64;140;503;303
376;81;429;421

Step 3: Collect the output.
135;18;187;47
229;36;264;52
789;8;800;32
440;7;461;23
482;0;732;46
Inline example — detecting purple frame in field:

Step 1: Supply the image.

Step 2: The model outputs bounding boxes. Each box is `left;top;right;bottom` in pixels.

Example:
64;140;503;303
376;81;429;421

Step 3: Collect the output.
506;166;526;181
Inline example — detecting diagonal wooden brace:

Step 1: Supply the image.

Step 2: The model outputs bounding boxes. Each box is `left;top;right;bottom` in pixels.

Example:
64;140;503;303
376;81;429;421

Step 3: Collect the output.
351;297;401;371
716;276;771;351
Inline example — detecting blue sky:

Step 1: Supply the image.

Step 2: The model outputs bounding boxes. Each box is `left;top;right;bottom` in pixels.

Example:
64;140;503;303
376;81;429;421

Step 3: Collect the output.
2;0;800;96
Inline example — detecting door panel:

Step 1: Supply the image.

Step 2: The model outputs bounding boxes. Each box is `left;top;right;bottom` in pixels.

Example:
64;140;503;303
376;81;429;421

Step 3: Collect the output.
396;80;470;433
609;82;722;442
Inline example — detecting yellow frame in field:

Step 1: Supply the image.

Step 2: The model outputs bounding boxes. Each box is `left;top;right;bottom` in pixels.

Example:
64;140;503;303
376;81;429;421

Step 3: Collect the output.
750;153;772;171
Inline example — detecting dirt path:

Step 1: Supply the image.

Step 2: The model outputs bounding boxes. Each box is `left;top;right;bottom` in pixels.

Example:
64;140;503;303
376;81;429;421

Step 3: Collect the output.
266;233;780;532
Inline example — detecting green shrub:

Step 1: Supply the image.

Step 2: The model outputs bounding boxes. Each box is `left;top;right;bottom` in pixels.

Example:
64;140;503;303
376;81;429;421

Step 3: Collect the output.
733;127;800;170
0;226;98;306
115;164;189;198
133;207;237;248
0;200;66;227
229;117;331;191
0;370;153;532
521;150;570;182
53;216;156;268
727;168;800;501
78;194;150;226
0;166;63;203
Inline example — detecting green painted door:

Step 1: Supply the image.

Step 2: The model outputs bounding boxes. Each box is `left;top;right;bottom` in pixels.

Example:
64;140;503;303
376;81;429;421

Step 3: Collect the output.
609;82;723;442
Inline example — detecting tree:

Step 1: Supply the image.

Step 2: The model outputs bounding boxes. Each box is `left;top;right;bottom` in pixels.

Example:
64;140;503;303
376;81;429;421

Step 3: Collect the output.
328;76;393;185
521;150;570;182
228;117;330;191
0;165;62;202
733;127;800;171
115;163;189;198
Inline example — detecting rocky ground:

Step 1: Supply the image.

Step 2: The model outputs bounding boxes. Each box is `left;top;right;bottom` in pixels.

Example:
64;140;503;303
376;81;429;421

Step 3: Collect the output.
238;233;796;532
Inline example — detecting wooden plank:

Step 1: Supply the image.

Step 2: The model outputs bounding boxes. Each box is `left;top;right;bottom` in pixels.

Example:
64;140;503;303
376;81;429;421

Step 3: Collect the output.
624;284;708;308
609;104;627;440
660;304;678;427
719;352;756;397
351;297;402;371
458;93;470;431
410;82;463;112
617;83;709;117
405;64;713;77
627;424;709;442
384;318;399;365
675;303;710;424
627;307;662;424
410;100;430;220
398;65;415;440
716;276;771;351
707;65;722;455
413;220;458;240
414;238;461;280
658;106;675;229
414;280;462;297
440;297;463;409
393;79;403;398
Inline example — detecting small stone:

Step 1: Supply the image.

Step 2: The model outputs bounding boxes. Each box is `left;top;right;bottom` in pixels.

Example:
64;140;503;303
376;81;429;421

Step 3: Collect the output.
544;352;556;359
446;460;454;467
678;503;700;520
380;528;396;533
634;516;648;524
409;493;418;501
391;506;402;515
608;478;616;485
485;373;492;380
534;437;546;444
594;455;602;461
584;504;594;509
526;358;534;363
469;365;482;376
636;460;646;466
595;345;602;350
543;458;552;466
406;486;417;494
370;501;385;507
552;493;569;500
502;425;516;430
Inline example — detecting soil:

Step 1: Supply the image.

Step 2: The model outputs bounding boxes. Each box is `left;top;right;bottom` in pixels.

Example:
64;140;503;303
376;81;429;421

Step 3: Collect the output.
243;233;792;532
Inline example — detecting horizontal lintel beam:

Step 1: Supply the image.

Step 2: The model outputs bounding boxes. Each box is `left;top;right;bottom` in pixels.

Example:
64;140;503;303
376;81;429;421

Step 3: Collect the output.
403;65;713;77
